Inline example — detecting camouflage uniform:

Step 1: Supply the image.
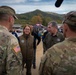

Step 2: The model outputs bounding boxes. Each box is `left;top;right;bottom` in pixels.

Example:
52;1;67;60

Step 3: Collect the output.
43;31;64;53
0;25;22;75
39;37;76;75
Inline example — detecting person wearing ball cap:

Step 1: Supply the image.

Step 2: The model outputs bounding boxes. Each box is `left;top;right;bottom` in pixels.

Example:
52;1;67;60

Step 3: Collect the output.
39;11;76;75
0;6;23;75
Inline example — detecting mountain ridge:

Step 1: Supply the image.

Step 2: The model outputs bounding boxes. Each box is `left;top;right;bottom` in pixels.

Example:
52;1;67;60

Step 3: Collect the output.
16;9;64;26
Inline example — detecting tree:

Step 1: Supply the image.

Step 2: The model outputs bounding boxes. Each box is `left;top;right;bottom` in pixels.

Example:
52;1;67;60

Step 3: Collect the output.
42;18;47;26
30;15;43;25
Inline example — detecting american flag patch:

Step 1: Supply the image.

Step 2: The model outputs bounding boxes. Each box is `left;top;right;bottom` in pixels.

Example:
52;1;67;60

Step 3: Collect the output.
13;45;20;53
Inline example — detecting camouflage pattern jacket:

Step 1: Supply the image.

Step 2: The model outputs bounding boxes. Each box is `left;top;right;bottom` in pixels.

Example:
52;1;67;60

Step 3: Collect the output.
0;25;22;75
39;37;76;75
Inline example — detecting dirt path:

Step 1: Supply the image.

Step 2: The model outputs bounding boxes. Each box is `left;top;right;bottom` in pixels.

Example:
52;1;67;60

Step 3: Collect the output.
23;41;43;75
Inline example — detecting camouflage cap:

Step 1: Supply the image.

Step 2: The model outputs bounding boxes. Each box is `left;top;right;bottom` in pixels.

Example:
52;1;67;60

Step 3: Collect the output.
63;11;76;26
0;6;18;19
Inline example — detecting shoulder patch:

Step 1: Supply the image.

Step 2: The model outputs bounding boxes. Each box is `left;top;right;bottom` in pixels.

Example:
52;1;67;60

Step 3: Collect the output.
13;45;20;53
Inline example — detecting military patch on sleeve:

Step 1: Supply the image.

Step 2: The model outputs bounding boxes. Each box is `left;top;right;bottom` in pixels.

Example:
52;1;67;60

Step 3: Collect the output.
13;45;20;53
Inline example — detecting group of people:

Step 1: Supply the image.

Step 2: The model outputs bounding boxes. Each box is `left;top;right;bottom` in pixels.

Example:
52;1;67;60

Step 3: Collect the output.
39;11;76;75
0;5;41;75
0;5;76;75
19;24;41;75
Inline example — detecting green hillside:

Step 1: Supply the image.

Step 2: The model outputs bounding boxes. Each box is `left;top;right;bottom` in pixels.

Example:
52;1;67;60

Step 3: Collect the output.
15;9;64;26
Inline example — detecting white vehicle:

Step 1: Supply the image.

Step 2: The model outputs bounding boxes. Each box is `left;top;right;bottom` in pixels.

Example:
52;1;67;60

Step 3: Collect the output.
13;24;23;36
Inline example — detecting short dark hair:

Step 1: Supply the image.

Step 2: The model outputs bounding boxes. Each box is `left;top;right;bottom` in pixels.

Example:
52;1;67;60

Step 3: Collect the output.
48;21;58;29
0;13;10;21
63;11;76;32
67;24;76;32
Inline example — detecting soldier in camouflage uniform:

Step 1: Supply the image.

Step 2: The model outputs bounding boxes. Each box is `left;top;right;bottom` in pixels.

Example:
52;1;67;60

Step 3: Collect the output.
39;11;76;75
0;6;22;75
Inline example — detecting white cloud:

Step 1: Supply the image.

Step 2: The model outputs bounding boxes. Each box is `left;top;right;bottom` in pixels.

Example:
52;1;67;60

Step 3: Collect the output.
10;3;76;14
33;0;41;1
29;0;41;1
0;0;76;14
0;0;26;4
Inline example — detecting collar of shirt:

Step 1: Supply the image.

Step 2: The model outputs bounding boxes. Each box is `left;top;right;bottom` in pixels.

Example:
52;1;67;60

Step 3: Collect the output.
66;37;76;42
0;25;9;32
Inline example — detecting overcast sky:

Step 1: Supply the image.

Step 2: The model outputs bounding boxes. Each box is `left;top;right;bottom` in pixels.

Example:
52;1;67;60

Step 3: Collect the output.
0;0;76;14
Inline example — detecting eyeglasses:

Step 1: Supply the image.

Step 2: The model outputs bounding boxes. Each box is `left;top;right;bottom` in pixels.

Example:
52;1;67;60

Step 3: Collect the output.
25;28;30;30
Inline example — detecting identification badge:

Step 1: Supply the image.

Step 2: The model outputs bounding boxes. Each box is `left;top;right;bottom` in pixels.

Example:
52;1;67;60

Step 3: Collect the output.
57;38;60;41
21;40;24;43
